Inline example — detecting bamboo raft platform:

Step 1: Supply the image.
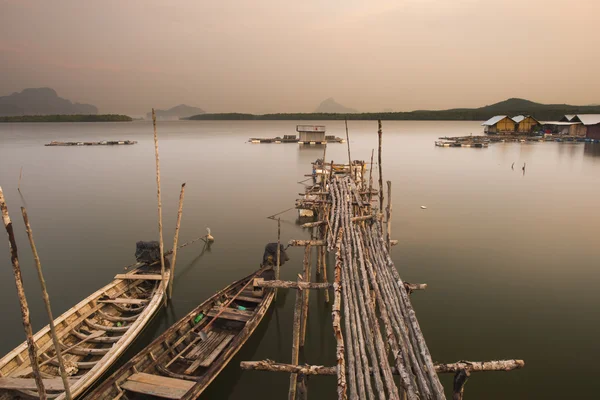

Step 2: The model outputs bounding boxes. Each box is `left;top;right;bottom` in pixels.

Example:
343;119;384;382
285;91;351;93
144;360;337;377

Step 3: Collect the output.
249;135;346;144
242;120;524;399
45;140;137;146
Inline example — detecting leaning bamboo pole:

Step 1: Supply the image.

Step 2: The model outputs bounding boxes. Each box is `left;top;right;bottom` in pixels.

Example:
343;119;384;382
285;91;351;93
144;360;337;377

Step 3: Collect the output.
21;207;72;399
345;119;352;173
168;183;186;299
386;181;392;251
368;149;374;204
275;217;281;301
332;229;347;400
300;245;312;347
152;109;167;305
18;167;23;192
0;187;47;400
378;120;384;211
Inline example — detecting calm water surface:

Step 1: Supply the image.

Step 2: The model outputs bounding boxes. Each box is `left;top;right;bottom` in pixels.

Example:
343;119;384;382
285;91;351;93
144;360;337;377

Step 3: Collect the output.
1;120;599;399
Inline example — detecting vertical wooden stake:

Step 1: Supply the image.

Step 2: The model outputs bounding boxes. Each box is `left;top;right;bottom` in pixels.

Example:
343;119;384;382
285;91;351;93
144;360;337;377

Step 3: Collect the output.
21;207;72;399
368;149;374;204
453;369;470;400
275;217;281;301
386;181;392;251
322;245;329;304
152;109;167;305
289;274;303;400
378;120;384;211
18;167;23;192
0;187;47;400
345;119;352;176
168;183;186;299
322;144;328;190
300;245;312;347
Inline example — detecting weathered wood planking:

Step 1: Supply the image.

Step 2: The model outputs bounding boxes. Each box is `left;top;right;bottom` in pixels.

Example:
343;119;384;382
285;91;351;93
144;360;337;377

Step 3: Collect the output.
0;377;78;391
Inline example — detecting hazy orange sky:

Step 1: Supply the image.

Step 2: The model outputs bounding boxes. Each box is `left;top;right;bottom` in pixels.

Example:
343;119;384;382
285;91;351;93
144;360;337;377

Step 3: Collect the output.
1;0;599;114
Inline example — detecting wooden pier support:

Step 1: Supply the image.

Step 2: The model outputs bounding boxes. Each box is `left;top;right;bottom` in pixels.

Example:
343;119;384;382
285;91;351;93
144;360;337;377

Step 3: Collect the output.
0;187;47;400
21;207;72;399
168;182;186;299
386;181;392;251
289;275;304;400
276;217;281;301
300;245;312;347
378;120;384;211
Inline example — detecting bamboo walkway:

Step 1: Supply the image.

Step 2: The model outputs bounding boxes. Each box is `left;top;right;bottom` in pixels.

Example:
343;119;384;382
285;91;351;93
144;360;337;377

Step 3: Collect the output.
242;120;524;399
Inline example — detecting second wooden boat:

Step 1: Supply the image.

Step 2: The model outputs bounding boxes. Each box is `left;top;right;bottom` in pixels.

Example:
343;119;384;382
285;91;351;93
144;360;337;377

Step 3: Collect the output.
0;264;169;400
85;266;274;400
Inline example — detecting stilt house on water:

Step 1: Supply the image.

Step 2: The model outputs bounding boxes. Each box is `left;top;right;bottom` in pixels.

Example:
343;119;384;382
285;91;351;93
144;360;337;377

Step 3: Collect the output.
297;125;326;144
513;115;540;133
482;115;516;134
558;114;600;138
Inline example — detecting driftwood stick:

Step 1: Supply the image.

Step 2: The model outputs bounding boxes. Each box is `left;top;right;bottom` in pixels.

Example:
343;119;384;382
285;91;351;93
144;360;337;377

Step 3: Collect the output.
21;207;72;399
332;230;347;399
288;239;326;247
168;183;186;299
378;120;384;211
289;275;304;400
300;245;312;347
275;217;281;301
240;359;525;375
0;187;47;399
386;181;392;251
152;108;167;305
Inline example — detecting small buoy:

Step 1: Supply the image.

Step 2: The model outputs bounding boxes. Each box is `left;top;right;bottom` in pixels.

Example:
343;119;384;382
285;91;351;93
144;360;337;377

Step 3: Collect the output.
420;206;427;209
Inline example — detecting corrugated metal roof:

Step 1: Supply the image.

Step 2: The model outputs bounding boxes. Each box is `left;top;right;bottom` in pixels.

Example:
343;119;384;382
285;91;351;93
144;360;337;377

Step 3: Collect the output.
560;114;576;122
512;115;525;123
541;121;579;126
573;114;600;125
482;115;510;126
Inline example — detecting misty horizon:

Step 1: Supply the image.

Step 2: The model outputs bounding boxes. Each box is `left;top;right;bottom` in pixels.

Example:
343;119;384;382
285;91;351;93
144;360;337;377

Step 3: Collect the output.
2;0;599;115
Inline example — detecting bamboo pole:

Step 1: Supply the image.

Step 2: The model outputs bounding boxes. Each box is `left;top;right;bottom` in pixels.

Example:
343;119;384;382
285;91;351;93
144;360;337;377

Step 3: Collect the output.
21;207;72;399
345;119;352;172
300;245;312;347
253;279;331;290
332;229;347;400
378;120;384;211
386;181;392;251
168;183;186;299
152;109;167;305
368;149;374;204
289;274;304;400
321;244;329;304
18;167;23;192
0;187;47;400
275;217;281;301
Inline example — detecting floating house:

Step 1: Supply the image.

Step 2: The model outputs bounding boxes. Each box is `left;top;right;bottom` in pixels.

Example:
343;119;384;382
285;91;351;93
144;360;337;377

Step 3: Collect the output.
482;115;516;134
513;115;540;134
553;114;600;137
297;125;326;144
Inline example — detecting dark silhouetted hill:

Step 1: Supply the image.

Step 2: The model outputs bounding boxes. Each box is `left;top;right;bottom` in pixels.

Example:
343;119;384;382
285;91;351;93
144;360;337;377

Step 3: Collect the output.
0;88;98;116
148;104;205;120
314;98;358;113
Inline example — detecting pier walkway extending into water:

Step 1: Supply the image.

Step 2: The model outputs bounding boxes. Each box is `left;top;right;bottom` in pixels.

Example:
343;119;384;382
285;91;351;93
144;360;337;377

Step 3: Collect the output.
241;121;524;399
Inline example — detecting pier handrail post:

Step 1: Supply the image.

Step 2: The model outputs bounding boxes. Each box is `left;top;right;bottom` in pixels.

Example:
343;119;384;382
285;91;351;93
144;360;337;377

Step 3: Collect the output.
152;108;167;305
21;207;72;399
168;183;186;299
0;187;47;400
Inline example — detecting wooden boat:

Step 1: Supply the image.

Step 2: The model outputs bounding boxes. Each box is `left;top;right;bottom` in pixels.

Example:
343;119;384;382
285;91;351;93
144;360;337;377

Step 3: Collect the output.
85;266;274;400
0;264;170;400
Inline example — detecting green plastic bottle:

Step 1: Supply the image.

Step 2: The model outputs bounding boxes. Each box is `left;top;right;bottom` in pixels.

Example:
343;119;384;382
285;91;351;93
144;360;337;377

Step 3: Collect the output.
194;313;204;324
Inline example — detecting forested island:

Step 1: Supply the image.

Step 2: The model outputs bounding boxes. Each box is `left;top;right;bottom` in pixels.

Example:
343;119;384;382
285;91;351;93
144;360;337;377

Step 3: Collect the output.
0;114;133;122
188;98;600;122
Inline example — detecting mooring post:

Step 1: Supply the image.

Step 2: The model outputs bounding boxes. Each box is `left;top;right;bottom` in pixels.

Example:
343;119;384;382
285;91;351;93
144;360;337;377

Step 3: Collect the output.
300;245;312;347
378;120;384;211
368;149;374;203
0;187;47;400
386;181;392;251
152;109;167;305
21;207;72;399
453;369;470;400
289;274;304;400
275;217;281;301
168;183;186;299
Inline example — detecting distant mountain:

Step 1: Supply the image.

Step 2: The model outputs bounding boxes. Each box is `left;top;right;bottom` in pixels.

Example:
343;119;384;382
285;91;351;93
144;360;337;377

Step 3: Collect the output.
0;88;97;116
148;104;205;120
190;98;600;121
314;98;357;113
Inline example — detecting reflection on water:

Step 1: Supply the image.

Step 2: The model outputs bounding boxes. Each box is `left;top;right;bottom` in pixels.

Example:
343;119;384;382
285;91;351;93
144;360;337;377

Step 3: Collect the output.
1;121;599;399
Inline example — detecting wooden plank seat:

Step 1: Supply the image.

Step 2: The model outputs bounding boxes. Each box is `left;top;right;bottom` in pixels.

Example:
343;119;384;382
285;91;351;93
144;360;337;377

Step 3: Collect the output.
71;329;122;343
114;274;166;280
121;372;194;399
183;331;235;374
241;289;263;298
97;309;139;322
206;306;254;323
0;377;78;391
98;298;149;305
233;295;262;304
84;318;129;333
49;358;97;370
61;343;110;356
